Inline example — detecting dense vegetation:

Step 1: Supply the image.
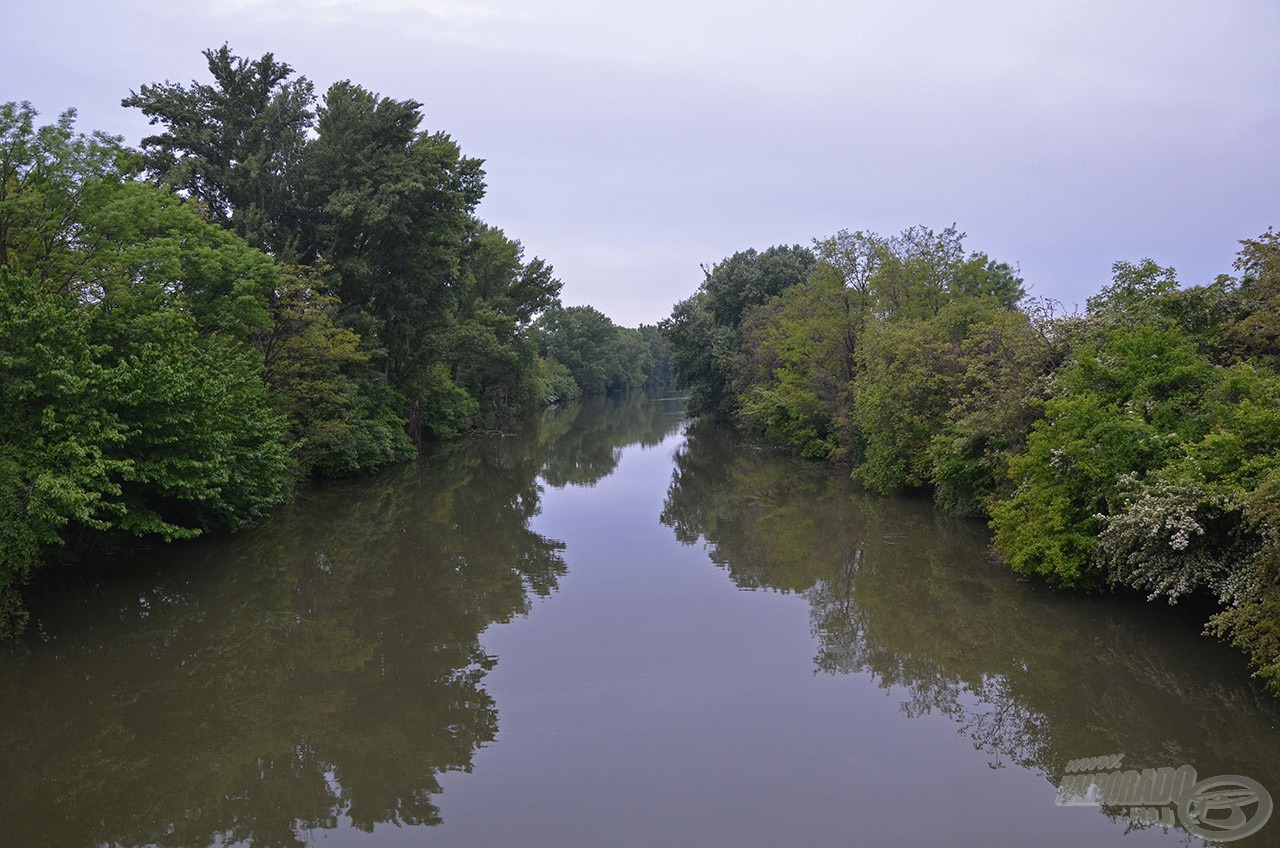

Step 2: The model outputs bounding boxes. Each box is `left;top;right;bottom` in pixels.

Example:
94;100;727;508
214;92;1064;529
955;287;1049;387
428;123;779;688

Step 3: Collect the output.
0;47;669;635
662;226;1280;693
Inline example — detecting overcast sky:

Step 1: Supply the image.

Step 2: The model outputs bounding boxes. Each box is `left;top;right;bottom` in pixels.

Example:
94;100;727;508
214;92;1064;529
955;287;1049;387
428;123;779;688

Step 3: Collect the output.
7;0;1279;325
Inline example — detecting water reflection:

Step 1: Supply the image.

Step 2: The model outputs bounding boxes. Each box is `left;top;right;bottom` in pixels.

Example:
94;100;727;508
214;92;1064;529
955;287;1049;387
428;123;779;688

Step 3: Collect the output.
541;393;681;487
0;397;680;848
6;399;1277;847
662;418;1280;842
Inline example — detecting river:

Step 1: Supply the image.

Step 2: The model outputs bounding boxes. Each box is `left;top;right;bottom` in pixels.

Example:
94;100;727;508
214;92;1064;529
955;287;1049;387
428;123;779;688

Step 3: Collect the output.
2;394;1278;847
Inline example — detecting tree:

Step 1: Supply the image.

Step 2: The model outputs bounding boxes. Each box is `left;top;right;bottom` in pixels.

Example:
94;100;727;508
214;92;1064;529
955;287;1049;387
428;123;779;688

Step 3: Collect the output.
123;47;565;444
455;223;561;328
664;245;816;418
928;306;1057;515
0;102;123;284
991;319;1216;587
0;267;125;635
703;244;817;329
0;103;291;634
662;292;737;415
635;324;674;393
271;78;498;440
445;223;564;427
732;270;855;458
122;44;315;255
867;225;964;320
1225;229;1280;367
537;306;638;396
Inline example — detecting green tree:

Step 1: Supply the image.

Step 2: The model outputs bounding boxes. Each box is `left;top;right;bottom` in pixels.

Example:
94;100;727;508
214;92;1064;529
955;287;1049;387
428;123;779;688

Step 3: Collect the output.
635;324;674;393
124;47;574;443
662;292;735;415
850;315;957;492
1225;229;1280;367
703;244;817;329
733;269;855;458
0;102;124;284
0;103;291;633
991;315;1216;588
447;223;563;426
928;305;1058;515
296;80;486;438
536;306;640;396
0;268;125;634
122;45;315;254
664;245;816;417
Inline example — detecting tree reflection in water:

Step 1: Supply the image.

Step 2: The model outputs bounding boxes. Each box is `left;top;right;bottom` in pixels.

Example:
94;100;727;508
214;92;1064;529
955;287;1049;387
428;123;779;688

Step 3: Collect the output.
661;418;1280;831
0;396;681;848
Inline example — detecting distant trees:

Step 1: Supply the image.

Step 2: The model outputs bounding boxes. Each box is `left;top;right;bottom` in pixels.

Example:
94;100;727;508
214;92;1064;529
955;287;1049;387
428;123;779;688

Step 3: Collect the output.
663;224;1280;694
535;305;671;398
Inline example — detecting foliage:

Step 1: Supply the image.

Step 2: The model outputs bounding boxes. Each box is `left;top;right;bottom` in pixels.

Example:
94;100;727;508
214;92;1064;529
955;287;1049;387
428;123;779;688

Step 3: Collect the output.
732;268;853;459
663;224;1280;694
535;306;668;398
122;45;314;254
662;245;816;417
0;105;293;633
928;306;1057;515
1208;466;1280;689
122;46;562;445
1226;229;1280;367
0;269;124;633
635;324;674;394
1;44;617;634
662;292;736;415
535;356;581;405
702;244;817;329
444;223;563;427
991;321;1214;587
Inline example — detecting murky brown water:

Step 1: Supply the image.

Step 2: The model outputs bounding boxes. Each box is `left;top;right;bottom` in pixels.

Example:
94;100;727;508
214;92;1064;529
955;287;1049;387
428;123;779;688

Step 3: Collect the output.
3;395;1278;847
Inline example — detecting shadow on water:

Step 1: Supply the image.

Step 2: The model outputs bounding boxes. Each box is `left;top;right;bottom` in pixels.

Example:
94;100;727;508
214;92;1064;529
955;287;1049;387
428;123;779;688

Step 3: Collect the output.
662;417;1280;843
0;394;680;848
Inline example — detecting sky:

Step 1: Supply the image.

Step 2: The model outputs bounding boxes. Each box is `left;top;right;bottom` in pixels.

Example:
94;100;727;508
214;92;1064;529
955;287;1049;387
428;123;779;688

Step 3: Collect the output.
6;0;1279;326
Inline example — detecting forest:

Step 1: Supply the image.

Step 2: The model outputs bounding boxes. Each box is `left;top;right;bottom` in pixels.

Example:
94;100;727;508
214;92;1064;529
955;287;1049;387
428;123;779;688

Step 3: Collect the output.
0;46;669;635
660;226;1280;694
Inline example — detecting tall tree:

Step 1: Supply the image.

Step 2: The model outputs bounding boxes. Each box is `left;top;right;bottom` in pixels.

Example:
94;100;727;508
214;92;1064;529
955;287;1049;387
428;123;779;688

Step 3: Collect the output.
703;244;817;329
122;45;315;254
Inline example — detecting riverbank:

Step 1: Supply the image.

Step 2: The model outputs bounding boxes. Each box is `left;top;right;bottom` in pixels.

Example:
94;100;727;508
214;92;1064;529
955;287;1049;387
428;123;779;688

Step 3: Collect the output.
661;229;1280;696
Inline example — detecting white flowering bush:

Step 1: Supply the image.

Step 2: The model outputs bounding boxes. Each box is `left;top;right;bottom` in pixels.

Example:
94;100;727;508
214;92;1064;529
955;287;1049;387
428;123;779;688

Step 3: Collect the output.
1096;473;1233;602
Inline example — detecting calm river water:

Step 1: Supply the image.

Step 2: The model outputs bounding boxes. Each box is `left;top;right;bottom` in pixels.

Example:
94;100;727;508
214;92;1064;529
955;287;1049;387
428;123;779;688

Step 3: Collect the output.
3;395;1279;847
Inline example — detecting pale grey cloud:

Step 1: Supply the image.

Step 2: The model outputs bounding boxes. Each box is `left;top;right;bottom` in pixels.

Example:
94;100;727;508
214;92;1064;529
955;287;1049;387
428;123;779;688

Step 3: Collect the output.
5;0;1278;324
210;0;507;25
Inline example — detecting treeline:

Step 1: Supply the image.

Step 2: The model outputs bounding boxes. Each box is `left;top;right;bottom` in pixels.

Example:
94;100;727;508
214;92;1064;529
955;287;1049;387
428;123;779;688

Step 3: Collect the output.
536;306;671;400
662;226;1280;692
0;46;668;635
